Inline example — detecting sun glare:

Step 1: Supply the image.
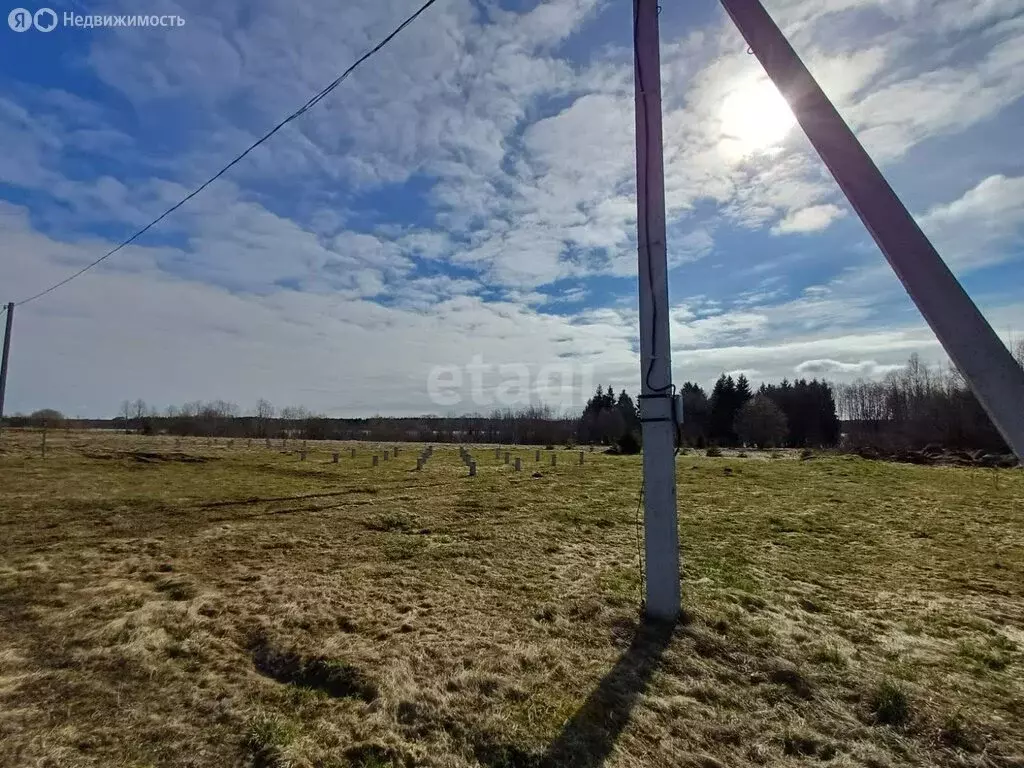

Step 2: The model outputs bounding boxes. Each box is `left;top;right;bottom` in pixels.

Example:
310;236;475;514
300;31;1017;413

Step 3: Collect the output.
718;75;796;158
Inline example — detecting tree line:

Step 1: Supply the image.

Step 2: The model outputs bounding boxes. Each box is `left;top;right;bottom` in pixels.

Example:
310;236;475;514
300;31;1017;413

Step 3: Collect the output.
578;386;641;452
564;345;1023;454
96;400;579;446
8;342;1022;454
4;381;838;451
683;374;839;448
576;375;839;450
836;346;1024;454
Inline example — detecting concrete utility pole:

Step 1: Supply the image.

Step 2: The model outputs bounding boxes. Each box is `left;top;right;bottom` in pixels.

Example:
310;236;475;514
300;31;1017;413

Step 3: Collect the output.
720;0;1024;461
633;0;681;621
0;303;14;433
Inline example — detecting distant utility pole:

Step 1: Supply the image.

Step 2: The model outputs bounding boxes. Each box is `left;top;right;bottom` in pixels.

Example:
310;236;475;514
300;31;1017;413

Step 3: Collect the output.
633;0;681;621
0;303;14;435
720;0;1024;461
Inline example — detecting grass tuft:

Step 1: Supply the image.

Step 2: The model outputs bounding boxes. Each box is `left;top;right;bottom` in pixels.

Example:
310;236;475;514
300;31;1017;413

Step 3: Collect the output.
533;604;557;623
957;635;1017;673
811;643;848;668
781;728;834;758
154;576;197;601
937;712;984;753
244;714;296;768
344;743;405;768
868;679;911;726
366;512;417;533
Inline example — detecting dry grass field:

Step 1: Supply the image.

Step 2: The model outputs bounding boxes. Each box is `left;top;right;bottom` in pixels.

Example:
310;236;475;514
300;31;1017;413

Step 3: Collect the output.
0;429;1022;768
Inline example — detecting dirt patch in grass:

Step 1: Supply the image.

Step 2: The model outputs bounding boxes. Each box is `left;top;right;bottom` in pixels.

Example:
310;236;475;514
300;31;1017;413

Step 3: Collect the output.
86;450;216;464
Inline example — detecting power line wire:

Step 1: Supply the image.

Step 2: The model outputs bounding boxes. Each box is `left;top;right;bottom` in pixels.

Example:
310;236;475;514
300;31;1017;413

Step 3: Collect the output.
13;0;442;308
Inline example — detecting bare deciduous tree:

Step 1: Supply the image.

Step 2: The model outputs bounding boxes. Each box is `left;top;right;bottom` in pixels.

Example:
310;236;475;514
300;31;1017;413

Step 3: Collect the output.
120;400;132;434
255;399;275;437
837;354;1008;452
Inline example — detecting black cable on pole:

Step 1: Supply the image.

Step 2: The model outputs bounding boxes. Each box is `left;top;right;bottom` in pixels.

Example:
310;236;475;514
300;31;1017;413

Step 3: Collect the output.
632;0;682;613
634;477;646;611
13;0;442;308
633;0;671;396
633;0;680;444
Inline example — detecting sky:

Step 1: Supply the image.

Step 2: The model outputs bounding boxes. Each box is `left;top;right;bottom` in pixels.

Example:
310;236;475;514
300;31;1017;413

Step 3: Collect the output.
1;0;1023;418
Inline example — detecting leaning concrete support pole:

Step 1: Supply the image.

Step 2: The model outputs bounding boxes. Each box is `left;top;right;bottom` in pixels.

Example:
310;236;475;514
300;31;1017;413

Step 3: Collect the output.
721;0;1024;461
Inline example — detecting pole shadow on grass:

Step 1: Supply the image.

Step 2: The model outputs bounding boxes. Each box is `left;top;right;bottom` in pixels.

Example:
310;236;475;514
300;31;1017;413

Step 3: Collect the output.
539;618;675;768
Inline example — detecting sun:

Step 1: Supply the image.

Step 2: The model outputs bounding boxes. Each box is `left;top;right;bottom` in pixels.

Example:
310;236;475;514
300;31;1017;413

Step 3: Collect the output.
718;75;796;158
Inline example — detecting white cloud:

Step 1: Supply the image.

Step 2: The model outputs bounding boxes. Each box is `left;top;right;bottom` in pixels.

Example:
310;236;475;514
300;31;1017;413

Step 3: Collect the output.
4;206;1022;415
4;0;1021;291
805;47;889;107
930;0;1024;35
2;0;1024;416
919;174;1024;271
670;229;715;266
794;359;904;376
0;207;614;415
847;30;1024;161
772;203;846;234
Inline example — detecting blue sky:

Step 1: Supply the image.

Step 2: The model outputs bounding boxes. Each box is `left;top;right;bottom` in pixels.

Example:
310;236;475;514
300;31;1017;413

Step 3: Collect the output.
1;0;1023;417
